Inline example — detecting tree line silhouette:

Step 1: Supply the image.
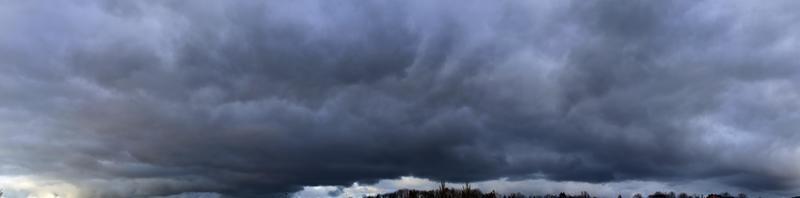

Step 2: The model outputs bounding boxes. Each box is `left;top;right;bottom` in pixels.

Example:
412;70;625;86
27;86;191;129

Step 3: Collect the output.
365;182;773;198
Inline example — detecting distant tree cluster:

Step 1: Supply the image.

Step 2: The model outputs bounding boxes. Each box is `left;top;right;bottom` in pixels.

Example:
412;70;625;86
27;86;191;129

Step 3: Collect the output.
643;191;747;198
365;182;761;198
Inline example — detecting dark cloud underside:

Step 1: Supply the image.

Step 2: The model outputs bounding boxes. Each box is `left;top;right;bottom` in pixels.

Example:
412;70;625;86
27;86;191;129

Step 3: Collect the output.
1;0;799;197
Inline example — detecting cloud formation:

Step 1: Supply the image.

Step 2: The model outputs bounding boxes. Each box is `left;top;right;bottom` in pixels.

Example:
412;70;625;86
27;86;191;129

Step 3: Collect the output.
1;0;799;197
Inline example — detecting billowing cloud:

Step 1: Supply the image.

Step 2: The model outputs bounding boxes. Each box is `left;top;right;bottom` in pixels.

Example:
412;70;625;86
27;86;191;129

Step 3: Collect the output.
1;0;799;197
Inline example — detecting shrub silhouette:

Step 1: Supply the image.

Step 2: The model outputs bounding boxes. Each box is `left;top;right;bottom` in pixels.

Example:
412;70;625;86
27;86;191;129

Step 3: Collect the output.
367;188;757;198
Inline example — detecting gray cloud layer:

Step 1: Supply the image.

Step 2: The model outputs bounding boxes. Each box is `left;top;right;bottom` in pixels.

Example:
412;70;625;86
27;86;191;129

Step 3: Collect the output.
1;0;800;197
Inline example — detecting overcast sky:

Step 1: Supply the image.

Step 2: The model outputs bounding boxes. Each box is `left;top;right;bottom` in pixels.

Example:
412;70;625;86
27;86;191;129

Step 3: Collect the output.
1;0;800;197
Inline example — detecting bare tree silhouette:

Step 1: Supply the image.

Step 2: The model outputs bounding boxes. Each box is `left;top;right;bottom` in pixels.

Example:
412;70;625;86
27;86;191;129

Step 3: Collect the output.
368;187;756;198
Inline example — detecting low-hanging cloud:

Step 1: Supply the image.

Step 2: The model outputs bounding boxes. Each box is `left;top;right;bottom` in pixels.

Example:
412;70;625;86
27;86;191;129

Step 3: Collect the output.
1;0;799;197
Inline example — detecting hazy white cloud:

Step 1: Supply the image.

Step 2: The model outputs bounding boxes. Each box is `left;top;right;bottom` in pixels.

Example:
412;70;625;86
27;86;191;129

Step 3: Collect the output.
295;176;767;198
0;176;81;198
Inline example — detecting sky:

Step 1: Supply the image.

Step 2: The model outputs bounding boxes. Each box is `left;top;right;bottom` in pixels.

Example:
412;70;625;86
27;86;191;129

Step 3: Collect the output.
1;0;799;197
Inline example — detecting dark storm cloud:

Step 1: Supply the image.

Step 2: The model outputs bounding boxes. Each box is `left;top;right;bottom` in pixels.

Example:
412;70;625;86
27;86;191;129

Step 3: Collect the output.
1;0;799;197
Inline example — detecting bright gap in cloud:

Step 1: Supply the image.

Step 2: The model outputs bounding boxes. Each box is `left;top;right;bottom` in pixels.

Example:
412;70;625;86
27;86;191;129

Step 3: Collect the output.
0;176;80;198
